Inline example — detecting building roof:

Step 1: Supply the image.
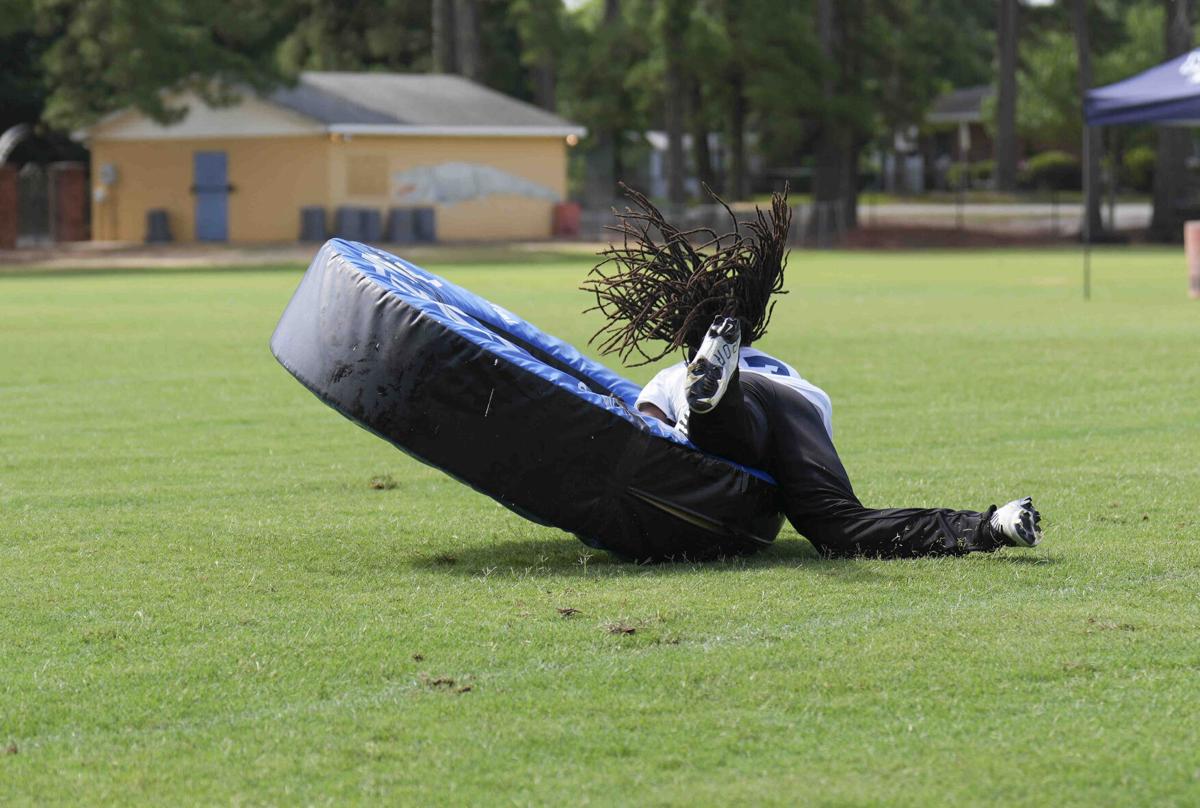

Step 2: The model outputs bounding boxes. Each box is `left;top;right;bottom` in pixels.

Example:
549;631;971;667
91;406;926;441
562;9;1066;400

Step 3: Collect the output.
270;72;585;136
78;72;585;142
927;85;993;125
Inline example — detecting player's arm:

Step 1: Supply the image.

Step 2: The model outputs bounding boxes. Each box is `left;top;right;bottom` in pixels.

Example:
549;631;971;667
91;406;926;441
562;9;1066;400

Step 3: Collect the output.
637;401;672;426
636;367;678;426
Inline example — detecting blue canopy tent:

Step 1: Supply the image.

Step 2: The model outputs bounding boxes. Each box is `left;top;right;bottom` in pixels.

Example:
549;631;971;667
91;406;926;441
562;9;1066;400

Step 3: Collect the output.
1082;49;1200;297
1085;50;1200;126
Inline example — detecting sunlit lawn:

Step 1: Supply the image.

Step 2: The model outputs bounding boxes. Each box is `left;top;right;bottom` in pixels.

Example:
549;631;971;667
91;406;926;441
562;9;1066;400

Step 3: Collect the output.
2;246;1197;804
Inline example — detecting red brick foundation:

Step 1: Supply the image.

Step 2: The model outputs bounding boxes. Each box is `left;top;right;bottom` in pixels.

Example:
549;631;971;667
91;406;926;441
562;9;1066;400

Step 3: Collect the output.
0;166;17;249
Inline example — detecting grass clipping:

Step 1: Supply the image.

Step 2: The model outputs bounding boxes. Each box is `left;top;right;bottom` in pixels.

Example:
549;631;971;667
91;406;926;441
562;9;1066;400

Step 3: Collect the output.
582;183;791;366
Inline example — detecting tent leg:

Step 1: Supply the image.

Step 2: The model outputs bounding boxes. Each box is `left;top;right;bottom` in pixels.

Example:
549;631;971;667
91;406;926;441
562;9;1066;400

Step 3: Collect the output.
1083;125;1092;301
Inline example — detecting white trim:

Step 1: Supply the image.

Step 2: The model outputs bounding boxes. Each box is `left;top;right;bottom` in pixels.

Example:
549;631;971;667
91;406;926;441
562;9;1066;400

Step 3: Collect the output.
328;124;587;138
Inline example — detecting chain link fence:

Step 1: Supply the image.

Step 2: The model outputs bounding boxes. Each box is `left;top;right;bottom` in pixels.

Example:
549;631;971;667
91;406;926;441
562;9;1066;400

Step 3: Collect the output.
577;201;852;247
575;193;1151;246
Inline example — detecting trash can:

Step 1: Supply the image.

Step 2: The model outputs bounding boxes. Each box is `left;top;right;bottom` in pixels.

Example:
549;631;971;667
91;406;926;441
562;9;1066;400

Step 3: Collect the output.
299;207;327;242
386;208;416;244
553;202;582;237
360;208;383;243
145;209;172;243
413;207;437;243
334;207;363;241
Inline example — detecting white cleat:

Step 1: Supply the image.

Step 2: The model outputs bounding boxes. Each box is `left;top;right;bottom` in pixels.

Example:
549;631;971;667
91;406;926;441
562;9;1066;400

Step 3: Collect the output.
685;316;741;414
991;496;1044;547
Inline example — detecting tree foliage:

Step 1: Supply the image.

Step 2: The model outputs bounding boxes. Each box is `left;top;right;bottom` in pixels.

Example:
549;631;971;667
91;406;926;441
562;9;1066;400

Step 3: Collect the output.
276;0;431;74
4;0;1186;212
35;0;297;130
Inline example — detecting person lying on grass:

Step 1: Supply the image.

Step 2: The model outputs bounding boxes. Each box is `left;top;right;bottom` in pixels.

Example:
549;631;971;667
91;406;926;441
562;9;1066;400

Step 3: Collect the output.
582;185;1043;557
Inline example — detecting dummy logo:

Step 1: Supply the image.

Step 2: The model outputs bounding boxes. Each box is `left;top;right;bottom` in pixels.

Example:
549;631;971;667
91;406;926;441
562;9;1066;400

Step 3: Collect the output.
1180;50;1200;84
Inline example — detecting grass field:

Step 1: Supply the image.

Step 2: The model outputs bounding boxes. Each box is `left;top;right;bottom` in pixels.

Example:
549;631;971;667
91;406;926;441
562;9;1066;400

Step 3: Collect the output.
2;247;1198;805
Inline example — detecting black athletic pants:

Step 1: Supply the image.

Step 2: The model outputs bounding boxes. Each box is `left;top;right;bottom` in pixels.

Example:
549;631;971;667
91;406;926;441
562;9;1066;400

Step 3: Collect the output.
687;371;1003;557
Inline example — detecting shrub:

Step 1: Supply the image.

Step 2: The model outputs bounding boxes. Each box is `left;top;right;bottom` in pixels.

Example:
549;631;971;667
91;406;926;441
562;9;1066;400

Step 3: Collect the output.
970;159;996;185
1018;150;1081;192
946;161;968;189
946;159;995;189
1121;144;1155;193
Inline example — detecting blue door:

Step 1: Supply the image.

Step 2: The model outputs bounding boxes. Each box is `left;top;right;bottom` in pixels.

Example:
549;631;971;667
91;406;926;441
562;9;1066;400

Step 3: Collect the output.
193;151;229;241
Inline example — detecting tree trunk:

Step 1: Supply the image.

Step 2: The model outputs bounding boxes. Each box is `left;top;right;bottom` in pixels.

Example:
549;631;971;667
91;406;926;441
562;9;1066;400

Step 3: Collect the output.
690;80;715;192
662;1;688;206
606;0;623;191
531;65;556;112
726;71;747;200
586;0;623;206
1150;0;1194;241
453;0;481;81
810;0;857;237
432;0;456;73
1071;0;1104;239
995;0;1019;192
722;0;747;200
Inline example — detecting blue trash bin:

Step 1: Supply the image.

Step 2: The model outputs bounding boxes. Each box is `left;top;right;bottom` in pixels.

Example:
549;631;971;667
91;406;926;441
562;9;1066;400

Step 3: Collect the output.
385;208;416;244
299;207;327;242
413;207;437;243
334;207;363;241
145;209;172;243
360;208;383;243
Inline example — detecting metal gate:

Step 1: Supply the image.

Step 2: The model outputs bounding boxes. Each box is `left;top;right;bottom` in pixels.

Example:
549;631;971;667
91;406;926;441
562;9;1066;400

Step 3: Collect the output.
17;163;50;246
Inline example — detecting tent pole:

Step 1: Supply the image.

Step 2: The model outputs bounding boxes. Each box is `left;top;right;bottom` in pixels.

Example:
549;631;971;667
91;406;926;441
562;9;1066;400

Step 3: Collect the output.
1083;124;1092;301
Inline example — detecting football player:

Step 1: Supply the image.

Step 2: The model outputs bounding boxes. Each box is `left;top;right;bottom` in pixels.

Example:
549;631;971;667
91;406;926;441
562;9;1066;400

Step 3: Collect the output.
584;186;1042;557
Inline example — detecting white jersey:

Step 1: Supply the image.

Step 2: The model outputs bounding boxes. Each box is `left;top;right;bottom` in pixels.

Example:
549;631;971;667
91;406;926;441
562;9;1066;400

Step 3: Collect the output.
636;347;833;439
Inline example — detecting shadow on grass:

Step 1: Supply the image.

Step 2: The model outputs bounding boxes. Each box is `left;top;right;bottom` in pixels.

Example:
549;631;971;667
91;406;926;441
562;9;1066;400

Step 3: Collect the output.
409;536;899;582
991;552;1058;565
407;535;1056;580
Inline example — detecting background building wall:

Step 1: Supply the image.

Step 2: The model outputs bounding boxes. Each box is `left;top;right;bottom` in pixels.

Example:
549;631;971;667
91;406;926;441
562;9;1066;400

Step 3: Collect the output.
89;136;330;242
88;132;567;243
329;135;567;241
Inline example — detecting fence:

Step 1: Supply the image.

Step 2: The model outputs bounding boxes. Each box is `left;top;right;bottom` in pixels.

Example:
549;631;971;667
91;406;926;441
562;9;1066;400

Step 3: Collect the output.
575;192;1150;246
17;163;50;246
577;201;852;247
0;162;90;248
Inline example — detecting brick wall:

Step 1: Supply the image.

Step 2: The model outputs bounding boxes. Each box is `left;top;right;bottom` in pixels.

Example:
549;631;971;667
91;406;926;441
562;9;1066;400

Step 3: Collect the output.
0;166;16;249
50;162;88;242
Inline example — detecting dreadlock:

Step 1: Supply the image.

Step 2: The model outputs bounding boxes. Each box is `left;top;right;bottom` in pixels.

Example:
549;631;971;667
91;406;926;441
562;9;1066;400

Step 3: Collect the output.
581;182;791;366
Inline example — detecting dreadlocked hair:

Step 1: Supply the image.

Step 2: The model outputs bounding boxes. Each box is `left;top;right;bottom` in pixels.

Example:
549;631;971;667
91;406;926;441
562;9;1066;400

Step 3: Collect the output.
581;182;790;366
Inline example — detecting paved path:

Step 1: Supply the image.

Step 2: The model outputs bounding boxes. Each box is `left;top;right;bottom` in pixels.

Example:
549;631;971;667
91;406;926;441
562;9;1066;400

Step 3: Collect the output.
858;201;1152;234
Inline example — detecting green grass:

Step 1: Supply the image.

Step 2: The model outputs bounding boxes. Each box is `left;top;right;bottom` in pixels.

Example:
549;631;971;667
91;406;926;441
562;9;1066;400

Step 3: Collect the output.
2;248;1198;805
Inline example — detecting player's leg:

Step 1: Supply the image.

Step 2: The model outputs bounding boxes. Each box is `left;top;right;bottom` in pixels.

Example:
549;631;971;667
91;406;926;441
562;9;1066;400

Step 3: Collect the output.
685;316;741;415
686;367;772;468
683;316;772;468
750;376;1040;557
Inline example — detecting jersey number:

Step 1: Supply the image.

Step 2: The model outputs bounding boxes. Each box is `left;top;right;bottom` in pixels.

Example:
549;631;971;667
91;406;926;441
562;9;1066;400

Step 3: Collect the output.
743;355;791;377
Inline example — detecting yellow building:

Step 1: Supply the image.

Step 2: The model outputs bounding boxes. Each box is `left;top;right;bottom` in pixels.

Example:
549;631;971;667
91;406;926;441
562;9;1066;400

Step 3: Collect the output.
79;72;584;243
